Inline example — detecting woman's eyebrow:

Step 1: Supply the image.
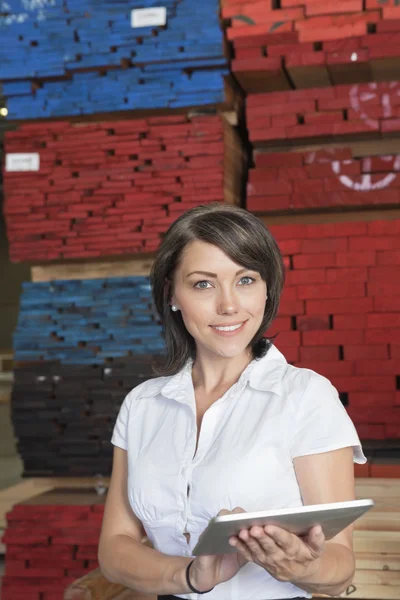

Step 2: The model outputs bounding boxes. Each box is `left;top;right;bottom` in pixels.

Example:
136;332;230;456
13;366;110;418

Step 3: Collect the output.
186;268;249;278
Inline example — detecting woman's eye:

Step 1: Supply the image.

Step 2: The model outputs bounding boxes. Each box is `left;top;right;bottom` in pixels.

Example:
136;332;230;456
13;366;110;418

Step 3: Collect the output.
194;280;212;289
239;277;255;285
194;277;255;289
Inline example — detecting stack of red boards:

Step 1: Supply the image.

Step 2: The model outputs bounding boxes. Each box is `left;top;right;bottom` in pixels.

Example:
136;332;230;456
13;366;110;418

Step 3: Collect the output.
1;489;104;600
262;217;400;442
248;147;400;213
3;114;244;262
246;80;400;144
222;1;400;92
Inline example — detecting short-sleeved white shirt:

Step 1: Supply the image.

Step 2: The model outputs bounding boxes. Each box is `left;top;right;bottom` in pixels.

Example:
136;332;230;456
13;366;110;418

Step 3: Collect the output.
111;344;367;600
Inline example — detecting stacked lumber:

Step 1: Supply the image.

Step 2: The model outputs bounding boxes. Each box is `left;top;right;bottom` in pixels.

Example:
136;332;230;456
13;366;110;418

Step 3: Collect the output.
12;358;159;476
237;6;400;455
13;277;163;362
64;479;400;600
223;0;378;42
263;218;400;441
3;114;244;262
10;276;163;475
246;80;400;145
0;0;225;78
13;242;400;451
2;479;396;600
349;477;400;599
222;0;400;92
3;67;230;121
0;478;111;534
1;488;104;600
248;147;400;213
0;0;229;119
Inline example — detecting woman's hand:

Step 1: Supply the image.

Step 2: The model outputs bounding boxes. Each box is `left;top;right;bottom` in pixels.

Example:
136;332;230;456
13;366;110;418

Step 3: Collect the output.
189;508;250;592
228;523;326;583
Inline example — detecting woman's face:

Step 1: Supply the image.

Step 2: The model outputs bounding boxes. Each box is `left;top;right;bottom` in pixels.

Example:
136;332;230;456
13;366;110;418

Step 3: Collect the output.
171;240;267;360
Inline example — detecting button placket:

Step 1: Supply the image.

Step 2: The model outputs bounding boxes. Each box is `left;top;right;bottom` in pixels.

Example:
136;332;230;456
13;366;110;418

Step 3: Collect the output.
193;393;232;466
184;461;194;528
192;400;219;465
181;405;196;549
182;381;246;554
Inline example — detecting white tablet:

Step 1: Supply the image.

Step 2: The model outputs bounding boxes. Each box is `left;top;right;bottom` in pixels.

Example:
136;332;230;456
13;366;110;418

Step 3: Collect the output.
192;499;375;556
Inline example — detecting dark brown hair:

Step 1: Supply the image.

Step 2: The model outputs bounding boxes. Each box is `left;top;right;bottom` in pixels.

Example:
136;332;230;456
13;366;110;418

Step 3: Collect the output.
150;202;285;376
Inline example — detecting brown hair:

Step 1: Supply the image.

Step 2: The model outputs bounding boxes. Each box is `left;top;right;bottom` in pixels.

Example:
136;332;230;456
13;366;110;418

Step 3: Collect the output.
150;202;285;376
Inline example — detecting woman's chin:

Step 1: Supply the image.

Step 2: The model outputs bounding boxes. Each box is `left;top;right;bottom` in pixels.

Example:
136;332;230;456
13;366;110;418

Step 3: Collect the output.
202;340;251;360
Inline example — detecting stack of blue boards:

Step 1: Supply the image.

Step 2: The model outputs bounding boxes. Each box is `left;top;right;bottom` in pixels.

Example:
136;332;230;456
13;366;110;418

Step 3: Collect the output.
13;277;166;362
0;0;228;119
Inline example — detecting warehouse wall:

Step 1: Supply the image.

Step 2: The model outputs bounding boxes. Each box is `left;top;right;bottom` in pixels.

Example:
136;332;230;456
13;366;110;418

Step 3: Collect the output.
0;207;29;350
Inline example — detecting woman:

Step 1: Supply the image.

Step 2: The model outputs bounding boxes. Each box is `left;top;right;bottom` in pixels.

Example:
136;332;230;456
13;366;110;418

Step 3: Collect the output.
98;202;366;600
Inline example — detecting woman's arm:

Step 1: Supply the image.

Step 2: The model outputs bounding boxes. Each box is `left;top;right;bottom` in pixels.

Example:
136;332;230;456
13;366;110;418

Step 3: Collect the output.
99;535;193;594
98;447;192;595
291;446;357;596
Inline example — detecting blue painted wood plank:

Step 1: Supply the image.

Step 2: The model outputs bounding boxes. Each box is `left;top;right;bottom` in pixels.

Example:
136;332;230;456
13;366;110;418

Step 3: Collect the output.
14;277;167;363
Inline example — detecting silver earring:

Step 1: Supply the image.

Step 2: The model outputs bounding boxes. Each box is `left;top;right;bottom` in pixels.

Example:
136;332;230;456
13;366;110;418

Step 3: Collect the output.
266;295;268;300
171;305;178;312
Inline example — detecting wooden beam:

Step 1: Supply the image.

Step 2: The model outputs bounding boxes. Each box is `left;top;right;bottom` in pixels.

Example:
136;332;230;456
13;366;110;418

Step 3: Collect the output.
260;208;400;227
31;257;155;282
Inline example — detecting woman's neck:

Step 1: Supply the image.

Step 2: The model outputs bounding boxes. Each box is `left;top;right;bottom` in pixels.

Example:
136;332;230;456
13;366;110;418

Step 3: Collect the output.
191;351;253;395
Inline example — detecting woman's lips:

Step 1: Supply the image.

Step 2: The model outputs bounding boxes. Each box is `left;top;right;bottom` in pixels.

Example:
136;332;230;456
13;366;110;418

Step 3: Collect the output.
210;321;247;336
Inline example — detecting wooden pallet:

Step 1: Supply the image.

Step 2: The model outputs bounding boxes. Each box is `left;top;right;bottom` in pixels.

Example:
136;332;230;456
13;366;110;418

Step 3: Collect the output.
31;256;155;283
232;53;400;95
254;136;400;161
347;478;400;599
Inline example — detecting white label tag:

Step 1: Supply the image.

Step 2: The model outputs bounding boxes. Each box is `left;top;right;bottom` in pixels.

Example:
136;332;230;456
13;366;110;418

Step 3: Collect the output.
6;153;40;172
131;7;167;28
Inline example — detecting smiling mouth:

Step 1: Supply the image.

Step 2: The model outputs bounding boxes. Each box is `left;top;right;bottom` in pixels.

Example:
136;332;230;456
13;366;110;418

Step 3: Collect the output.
210;321;247;333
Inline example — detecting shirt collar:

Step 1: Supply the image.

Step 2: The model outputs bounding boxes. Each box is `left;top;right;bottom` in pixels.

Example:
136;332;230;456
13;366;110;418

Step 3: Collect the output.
144;343;287;403
247;344;287;396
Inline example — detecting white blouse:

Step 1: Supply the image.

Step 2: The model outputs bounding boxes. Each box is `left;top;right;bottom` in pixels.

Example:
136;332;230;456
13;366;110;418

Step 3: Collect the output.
111;345;367;600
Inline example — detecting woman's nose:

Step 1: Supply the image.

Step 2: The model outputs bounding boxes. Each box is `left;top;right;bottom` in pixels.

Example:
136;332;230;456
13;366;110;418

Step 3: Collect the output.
216;289;239;315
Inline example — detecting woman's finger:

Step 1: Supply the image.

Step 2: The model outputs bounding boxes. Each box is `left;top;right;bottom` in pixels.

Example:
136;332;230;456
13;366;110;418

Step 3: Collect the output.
250;529;279;554
231;530;287;572
239;529;269;561
263;526;299;555
232;506;246;513
229;537;253;562
305;525;325;555
243;527;285;563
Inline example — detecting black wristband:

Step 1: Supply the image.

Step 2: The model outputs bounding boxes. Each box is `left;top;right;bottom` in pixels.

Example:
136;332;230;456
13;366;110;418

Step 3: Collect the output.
185;560;214;595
